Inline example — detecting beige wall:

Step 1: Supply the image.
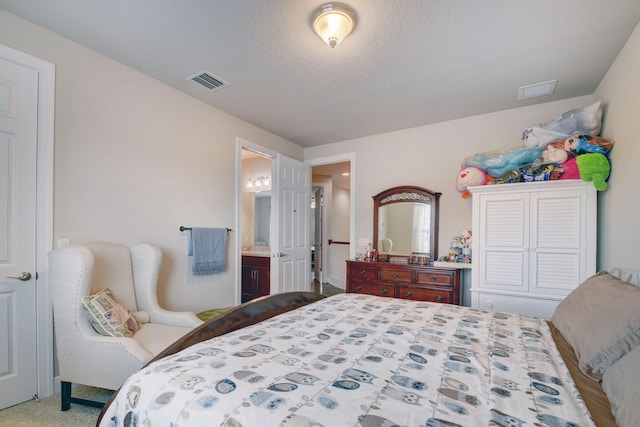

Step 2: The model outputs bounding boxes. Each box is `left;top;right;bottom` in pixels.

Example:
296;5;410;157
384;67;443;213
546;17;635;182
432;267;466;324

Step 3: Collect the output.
594;20;640;272
0;10;302;312
304;95;595;267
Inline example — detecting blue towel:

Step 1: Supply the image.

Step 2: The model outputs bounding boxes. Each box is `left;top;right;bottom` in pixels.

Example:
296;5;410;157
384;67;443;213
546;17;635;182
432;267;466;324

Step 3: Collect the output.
189;227;228;275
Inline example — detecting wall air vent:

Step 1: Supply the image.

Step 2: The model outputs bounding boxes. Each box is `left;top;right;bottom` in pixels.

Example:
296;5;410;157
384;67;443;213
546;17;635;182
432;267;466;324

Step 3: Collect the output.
189;70;229;92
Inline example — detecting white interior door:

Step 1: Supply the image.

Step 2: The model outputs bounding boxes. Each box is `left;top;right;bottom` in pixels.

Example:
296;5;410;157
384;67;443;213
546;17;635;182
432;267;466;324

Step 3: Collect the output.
271;154;311;293
0;57;39;409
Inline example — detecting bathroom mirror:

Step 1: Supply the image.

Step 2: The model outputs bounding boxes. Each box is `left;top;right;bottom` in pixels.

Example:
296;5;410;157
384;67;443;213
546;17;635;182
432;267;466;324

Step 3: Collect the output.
254;192;271;246
373;185;441;261
241;191;271;250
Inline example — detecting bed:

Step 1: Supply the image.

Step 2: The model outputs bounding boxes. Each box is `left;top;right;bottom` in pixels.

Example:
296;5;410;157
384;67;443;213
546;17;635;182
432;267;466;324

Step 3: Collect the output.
97;269;640;427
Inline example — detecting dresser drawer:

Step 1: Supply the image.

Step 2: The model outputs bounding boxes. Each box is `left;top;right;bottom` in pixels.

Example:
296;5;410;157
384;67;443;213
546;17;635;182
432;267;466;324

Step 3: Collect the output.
380;267;412;283
350;281;394;298
349;264;378;281
397;285;452;303
415;271;453;287
475;292;560;319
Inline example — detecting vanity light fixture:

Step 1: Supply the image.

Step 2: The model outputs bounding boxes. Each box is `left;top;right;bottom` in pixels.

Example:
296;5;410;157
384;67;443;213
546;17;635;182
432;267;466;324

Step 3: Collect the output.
311;2;357;48
246;176;271;192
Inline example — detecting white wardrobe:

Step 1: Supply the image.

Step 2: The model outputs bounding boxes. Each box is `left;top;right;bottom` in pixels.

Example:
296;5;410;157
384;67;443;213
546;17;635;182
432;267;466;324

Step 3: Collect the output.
469;180;597;319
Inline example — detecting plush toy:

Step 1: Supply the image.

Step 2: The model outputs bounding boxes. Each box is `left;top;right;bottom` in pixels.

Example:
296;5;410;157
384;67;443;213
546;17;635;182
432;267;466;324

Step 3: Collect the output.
557;157;580;180
521;101;603;148
524;144;569;176
576;153;611;190
460;230;472;256
456;166;491;199
464;146;543;178
441;231;473;263
522;164;556;182
540;144;569;164
563;135;614;156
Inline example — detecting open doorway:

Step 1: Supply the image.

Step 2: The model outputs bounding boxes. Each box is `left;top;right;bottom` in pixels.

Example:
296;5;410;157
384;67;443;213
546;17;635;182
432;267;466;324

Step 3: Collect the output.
238;141;312;301
311;161;351;292
240;148;272;302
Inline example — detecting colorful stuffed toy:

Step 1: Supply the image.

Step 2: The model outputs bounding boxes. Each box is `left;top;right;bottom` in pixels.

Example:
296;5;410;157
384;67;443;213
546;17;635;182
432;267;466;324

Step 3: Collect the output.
557;157;581;180
464;146;543;178
522;144;570;181
521;101;603;148
456;166;491;199
492;168;524;184
576;153;611;190
562;135;614;156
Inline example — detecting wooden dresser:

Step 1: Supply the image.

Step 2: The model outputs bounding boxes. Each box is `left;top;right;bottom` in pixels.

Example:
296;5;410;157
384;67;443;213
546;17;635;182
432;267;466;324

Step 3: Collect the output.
346;260;461;305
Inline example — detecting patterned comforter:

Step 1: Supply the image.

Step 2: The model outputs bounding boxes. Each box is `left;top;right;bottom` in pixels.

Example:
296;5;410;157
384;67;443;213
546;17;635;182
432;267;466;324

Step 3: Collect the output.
100;293;595;427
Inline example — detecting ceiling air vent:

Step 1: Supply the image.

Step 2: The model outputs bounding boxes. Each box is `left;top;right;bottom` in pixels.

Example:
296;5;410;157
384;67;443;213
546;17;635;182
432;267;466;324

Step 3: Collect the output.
189;70;229;92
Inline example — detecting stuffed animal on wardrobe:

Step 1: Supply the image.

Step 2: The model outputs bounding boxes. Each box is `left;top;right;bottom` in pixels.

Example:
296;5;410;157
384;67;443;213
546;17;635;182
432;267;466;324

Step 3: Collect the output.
456;167;491;199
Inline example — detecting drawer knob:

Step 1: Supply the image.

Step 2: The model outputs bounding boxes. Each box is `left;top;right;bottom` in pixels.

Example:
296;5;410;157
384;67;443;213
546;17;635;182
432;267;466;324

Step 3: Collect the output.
360;269;366;275
355;285;362;291
431;276;437;281
381;289;388;295
393;272;399;278
405;291;413;297
435;295;443;302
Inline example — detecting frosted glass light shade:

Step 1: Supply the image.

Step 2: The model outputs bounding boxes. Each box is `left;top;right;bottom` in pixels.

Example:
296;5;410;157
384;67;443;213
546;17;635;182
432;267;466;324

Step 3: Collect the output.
311;3;357;48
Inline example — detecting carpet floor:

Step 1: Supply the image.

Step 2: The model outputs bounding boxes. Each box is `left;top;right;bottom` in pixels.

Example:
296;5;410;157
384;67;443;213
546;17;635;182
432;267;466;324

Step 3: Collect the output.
0;385;112;427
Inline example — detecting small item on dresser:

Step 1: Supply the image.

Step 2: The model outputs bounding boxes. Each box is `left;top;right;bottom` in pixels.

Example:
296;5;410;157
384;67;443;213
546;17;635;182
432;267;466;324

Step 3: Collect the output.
411;253;429;265
365;243;377;261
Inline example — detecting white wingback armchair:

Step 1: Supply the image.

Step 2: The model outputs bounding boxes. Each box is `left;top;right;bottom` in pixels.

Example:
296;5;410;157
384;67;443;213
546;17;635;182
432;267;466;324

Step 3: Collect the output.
49;242;203;410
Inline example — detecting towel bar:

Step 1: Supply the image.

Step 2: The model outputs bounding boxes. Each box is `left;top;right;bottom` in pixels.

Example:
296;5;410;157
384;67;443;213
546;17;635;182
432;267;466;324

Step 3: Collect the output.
180;226;232;233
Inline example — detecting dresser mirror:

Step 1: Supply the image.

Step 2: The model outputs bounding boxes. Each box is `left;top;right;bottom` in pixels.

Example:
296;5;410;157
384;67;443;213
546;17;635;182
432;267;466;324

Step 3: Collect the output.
373;185;441;262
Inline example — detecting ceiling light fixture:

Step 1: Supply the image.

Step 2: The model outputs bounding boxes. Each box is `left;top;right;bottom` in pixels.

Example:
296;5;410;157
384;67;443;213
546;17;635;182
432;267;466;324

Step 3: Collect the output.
311;2;357;48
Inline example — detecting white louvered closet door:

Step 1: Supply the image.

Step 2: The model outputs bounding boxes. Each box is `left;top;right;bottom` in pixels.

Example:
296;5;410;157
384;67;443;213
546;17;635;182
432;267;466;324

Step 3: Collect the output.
478;192;529;293
529;188;590;295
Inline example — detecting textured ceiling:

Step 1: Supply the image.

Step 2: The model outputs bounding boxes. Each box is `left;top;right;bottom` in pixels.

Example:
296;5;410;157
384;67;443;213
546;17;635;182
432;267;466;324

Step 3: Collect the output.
2;1;640;147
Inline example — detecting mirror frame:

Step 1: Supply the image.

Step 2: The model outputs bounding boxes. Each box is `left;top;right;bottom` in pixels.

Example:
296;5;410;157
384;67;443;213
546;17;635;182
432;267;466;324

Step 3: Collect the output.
373;185;441;261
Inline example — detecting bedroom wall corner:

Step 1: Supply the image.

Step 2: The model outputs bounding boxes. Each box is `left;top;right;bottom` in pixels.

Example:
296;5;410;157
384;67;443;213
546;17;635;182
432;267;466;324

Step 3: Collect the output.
593;20;640;272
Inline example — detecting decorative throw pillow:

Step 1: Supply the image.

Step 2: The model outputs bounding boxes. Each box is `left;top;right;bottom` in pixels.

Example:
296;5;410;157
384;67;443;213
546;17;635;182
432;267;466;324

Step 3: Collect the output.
602;345;640;427
551;271;640;381
82;288;140;337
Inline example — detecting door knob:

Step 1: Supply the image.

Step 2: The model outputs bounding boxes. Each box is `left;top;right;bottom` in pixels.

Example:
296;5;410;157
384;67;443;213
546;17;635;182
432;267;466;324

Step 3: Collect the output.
278;252;287;257
6;272;32;281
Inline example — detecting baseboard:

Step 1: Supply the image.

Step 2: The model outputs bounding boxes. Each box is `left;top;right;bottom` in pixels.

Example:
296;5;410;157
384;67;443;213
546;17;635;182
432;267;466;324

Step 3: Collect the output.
327;276;345;288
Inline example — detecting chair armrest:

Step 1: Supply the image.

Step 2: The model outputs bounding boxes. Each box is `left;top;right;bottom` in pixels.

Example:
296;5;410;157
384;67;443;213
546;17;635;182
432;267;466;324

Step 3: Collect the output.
129;243;203;328
145;308;203;328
